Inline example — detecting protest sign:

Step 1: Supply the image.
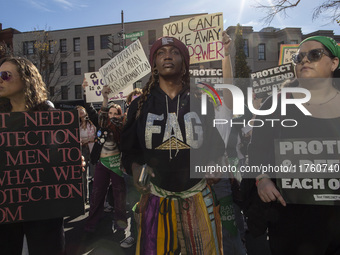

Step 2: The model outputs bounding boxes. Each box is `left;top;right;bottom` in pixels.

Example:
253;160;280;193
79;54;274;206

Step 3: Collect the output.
99;39;151;98
84;72;105;103
251;63;295;98
278;44;299;65
190;68;223;86
275;138;340;205
109;85;133;101
0;110;84;224
84;72;133;102
163;12;224;64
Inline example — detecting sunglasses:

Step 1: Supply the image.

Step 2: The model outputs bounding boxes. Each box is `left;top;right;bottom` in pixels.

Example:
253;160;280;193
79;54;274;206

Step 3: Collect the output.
0;71;12;81
292;48;330;65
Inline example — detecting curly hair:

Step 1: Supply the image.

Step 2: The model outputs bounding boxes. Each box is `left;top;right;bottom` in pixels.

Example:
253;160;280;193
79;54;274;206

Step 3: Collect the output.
126;88;142;105
0;57;48;112
136;58;190;119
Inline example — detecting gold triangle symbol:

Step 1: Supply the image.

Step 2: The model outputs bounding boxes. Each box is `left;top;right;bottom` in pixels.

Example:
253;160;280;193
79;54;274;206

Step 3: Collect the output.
155;136;190;150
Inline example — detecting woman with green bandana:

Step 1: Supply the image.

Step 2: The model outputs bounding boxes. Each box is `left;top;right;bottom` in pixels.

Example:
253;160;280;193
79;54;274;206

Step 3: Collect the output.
245;36;340;254
84;85;127;233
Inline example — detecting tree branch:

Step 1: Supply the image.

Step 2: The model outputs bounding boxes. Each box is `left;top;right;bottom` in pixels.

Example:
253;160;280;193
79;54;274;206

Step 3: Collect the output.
255;0;301;24
255;0;340;25
312;0;340;23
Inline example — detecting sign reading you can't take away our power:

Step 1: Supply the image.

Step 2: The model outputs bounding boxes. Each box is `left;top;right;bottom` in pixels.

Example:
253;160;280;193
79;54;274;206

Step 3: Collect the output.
163;13;224;64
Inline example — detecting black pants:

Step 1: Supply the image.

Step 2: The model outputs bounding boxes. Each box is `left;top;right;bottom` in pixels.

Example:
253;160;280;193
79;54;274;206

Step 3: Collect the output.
0;218;65;255
268;204;340;255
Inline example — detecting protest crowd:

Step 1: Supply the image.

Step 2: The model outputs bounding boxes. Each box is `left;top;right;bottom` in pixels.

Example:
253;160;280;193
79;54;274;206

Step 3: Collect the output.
1;12;340;255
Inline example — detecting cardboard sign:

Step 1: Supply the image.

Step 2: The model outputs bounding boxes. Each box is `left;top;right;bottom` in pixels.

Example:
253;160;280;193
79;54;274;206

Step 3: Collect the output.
275;138;340;205
278;44;299;65
84;72;105;103
109;85;133;101
84;73;134;102
99;39;151;98
251;63;295;98
190;68;223;86
0;110;84;224
163;13;224;64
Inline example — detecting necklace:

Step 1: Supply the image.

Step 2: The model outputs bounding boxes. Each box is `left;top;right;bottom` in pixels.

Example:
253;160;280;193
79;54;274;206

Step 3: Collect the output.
305;91;340;106
166;95;180;160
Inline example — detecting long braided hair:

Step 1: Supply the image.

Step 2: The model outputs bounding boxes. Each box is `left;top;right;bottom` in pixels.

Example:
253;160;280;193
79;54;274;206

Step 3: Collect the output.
136;58;190;119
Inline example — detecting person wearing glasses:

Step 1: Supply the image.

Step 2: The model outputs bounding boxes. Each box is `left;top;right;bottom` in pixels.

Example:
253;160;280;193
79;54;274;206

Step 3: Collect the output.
243;36;340;254
0;57;66;254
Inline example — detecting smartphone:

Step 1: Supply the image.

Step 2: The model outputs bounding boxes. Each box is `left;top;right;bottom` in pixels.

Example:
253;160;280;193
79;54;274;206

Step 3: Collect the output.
138;164;150;187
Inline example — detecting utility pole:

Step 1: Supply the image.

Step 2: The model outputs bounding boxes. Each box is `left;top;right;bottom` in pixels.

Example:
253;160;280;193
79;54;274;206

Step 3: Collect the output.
121;10;125;48
107;10;125;58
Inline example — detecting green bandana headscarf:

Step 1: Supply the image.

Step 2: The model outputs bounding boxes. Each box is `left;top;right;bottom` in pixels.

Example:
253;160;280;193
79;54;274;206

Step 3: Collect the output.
300;36;340;68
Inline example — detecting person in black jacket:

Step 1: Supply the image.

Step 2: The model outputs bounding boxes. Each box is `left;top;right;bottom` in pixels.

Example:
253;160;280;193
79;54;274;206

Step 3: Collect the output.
121;35;228;254
0;57;65;255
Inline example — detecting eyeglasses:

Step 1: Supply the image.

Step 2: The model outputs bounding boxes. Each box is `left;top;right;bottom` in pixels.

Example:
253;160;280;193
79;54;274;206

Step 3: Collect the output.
0;71;11;81
292;48;330;65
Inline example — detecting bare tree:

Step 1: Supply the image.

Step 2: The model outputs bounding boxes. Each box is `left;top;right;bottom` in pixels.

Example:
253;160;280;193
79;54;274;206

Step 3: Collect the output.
255;0;340;25
14;29;73;102
0;41;13;59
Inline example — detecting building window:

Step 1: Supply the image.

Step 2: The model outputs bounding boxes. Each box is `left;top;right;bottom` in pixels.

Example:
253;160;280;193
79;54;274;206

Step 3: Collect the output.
73;38;80;52
49;63;54;73
61;62;67;76
148;30;156;46
23;41;35;55
49;86;55;97
49;40;55;54
87;36;94;51
258;43;266;60
243;39;249;58
101;34;110;49
60;39;67;53
75;85;82;99
61;86;68;100
134;81;143;89
101;58;110;66
74;61;81;75
88;60;95;72
290;40;298;44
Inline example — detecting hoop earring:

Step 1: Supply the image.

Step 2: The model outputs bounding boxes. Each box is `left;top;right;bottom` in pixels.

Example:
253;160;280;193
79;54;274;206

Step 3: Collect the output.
182;69;186;77
153;69;159;76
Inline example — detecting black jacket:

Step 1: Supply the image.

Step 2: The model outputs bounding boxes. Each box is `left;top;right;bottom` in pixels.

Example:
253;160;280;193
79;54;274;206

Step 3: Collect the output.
121;84;225;192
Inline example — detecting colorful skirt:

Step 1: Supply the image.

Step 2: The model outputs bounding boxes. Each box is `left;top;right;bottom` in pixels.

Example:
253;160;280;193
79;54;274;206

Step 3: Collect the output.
135;179;223;255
